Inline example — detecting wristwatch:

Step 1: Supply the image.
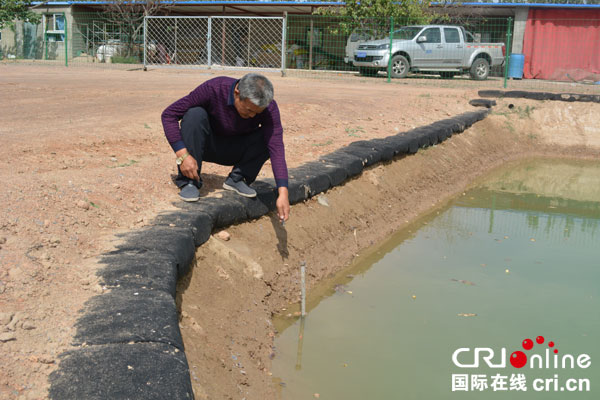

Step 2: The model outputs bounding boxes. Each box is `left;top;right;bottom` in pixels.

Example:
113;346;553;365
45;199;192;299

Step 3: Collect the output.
175;152;190;165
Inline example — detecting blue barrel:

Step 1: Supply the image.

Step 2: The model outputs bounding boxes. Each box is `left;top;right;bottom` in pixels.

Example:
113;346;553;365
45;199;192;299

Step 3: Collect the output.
508;53;525;79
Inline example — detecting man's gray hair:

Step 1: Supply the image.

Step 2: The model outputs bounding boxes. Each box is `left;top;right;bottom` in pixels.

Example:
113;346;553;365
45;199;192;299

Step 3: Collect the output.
238;73;274;108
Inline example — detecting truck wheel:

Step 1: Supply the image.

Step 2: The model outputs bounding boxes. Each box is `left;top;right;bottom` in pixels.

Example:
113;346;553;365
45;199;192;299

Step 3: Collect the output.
359;67;378;77
391;55;409;78
470;58;489;80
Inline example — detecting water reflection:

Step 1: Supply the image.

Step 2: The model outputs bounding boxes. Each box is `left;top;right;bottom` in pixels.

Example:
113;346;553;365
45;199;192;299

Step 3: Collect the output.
273;159;600;400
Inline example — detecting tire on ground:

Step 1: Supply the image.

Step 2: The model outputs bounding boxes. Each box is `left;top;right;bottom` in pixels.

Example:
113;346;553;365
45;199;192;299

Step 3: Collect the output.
319;150;364;178
303;160;348;187
369;138;396;161
341;142;382;167
478;90;503;98
193;197;248;229
288;164;332;198
469;99;497;108
153;210;213;247
380;135;410;156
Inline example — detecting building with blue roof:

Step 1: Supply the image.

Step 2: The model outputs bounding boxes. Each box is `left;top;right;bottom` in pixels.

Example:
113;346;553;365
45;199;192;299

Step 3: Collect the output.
2;1;599;81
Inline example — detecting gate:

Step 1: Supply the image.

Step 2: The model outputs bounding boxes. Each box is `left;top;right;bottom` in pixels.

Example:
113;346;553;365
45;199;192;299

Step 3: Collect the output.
144;16;285;72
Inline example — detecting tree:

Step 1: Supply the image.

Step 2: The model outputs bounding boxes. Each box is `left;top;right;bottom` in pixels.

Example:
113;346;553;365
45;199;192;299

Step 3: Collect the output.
0;0;41;29
102;0;173;59
315;0;434;35
315;1;485;36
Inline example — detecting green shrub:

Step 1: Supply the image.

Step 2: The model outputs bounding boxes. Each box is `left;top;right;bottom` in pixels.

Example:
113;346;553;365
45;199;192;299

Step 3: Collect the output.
110;55;140;64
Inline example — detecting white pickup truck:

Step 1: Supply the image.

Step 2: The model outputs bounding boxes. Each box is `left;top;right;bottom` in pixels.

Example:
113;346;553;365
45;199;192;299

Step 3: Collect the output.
352;25;505;80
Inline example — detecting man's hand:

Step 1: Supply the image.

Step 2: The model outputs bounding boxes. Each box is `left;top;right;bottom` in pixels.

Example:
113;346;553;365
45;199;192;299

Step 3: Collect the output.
176;148;200;181
276;187;290;222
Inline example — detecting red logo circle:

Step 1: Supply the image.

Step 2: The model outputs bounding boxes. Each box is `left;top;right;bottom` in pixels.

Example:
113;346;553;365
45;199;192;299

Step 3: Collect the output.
510;351;528;368
536;336;545;344
522;338;534;350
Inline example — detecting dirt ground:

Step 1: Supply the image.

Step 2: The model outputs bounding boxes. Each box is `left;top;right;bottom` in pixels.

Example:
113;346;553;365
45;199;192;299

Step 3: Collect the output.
0;64;598;400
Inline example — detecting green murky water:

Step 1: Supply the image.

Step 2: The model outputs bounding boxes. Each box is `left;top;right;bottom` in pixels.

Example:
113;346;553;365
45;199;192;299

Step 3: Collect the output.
273;159;600;399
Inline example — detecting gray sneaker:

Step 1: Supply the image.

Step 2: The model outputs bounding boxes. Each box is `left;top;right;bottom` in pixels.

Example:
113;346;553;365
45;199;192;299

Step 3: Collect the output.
179;183;200;202
222;177;257;198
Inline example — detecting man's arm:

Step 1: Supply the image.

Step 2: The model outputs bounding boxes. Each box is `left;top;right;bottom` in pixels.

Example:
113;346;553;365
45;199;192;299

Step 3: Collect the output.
161;83;211;152
261;101;290;221
161;83;214;182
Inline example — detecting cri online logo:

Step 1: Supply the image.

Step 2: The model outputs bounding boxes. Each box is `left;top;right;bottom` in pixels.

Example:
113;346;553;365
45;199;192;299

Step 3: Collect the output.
452;335;591;369
511;336;556;368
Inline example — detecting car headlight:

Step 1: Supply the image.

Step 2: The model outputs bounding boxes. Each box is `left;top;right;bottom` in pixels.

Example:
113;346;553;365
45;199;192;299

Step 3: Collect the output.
375;44;389;50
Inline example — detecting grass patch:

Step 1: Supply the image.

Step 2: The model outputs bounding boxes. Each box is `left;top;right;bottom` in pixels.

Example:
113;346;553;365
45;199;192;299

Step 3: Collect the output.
492;105;535;119
110;56;140;64
345;126;365;137
109;159;139;168
517;105;535;119
313;140;333;147
504;120;515;134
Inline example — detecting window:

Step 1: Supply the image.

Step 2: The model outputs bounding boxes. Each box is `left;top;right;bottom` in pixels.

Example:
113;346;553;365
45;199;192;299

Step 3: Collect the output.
45;14;65;42
306;27;322;48
46;14;65;32
350;29;376;42
420;28;441;44
392;26;423;41
464;31;479;43
444;28;460;44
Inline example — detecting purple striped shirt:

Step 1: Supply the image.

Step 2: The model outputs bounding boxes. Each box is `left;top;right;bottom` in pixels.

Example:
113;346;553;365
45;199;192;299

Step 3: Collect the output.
161;76;288;187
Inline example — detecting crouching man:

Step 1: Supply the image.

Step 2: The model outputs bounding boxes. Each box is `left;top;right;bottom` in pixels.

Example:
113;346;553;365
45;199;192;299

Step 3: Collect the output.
161;73;290;222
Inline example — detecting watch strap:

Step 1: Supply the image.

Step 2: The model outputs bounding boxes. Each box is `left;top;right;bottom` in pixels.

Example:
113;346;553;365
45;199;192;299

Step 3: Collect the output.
176;152;190;165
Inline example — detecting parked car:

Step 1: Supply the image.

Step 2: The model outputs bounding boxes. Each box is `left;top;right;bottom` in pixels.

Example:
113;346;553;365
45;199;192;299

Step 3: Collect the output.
344;28;377;64
353;25;505;80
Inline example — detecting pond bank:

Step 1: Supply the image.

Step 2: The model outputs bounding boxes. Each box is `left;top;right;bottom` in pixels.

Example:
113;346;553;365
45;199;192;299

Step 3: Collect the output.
178;98;600;399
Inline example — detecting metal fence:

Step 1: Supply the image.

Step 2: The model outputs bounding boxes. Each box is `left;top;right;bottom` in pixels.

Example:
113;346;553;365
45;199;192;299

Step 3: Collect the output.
0;11;146;67
285;15;511;79
284;14;600;92
1;11;599;92
144;16;285;70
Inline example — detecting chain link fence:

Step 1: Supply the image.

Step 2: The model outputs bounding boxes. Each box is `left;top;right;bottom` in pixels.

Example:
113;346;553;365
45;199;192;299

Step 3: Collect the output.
144;16;284;70
2;10;598;92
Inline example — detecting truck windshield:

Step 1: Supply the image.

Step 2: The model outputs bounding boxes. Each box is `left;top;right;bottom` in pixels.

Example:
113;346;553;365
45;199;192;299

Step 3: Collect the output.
392;27;423;40
350;29;376;42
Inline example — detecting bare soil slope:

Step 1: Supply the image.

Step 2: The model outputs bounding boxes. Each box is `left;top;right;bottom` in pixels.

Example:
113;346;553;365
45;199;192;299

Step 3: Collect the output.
179;100;600;399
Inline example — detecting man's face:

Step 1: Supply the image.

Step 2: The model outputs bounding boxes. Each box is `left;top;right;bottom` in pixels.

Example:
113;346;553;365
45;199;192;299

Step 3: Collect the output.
234;88;265;119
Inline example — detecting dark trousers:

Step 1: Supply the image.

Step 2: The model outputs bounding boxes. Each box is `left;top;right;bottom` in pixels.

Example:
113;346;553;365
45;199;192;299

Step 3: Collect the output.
176;107;270;189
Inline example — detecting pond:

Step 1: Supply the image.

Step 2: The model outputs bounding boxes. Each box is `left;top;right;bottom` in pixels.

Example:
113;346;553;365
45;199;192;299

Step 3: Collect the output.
272;159;600;399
